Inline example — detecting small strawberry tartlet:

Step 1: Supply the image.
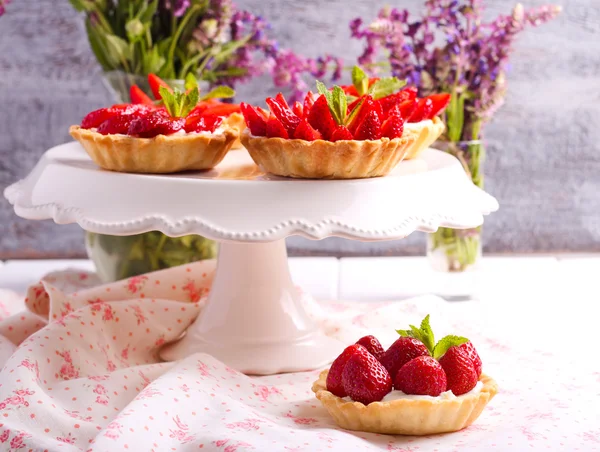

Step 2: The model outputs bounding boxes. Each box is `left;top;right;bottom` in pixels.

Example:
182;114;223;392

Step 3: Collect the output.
70;74;239;174
239;66;449;179
312;315;497;435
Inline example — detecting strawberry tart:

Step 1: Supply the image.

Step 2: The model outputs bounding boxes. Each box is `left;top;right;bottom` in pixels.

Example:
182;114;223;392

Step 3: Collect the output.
239;66;449;179
69;74;239;174
312;315;497;435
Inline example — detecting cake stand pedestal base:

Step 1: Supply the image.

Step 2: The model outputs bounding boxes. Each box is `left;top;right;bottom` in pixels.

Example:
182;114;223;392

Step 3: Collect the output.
159;239;344;375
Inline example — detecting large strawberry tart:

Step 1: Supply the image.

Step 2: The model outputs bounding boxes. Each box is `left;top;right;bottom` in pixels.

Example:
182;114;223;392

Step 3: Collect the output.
69;74;240;174
312;315;498;435
239;66;448;179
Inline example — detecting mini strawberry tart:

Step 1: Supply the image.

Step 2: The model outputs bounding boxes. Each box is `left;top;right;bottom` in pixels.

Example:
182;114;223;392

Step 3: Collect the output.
239;66;449;179
69;74;239;174
312;315;497;435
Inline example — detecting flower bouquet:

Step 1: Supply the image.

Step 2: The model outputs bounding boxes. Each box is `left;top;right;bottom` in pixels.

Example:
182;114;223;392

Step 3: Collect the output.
66;0;343;280
351;1;560;272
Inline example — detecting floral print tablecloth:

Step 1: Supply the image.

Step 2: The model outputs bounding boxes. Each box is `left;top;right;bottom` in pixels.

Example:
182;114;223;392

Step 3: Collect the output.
0;261;598;451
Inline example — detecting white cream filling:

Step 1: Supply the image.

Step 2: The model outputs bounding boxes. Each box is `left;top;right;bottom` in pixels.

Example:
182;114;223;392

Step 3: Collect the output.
342;381;483;403
404;118;432;132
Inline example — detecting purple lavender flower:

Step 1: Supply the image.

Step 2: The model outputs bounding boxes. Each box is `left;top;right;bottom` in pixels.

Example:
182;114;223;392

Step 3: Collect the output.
163;0;191;17
350;1;561;129
0;0;10;17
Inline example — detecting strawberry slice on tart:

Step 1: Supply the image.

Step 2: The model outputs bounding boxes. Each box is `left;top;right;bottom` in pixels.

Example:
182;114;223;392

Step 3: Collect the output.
69;74;239;174
311;314;498;436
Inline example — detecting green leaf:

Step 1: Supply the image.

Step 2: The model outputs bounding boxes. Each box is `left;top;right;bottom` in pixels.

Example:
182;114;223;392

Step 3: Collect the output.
419;314;435;352
395;329;414;338
159;85;178;116
104;34;132;66
185;73;199;92
352;65;369;96
433;335;470;360
200;85;235;101
316;80;332;104
331;86;347;125
181;88;199;117
368;77;407;100
139;0;158;23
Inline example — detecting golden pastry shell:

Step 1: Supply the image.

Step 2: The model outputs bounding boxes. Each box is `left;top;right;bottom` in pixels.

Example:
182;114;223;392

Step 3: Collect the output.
69;125;238;174
312;369;498;436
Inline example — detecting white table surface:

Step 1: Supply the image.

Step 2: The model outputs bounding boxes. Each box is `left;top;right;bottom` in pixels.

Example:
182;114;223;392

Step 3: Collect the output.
1;254;598;302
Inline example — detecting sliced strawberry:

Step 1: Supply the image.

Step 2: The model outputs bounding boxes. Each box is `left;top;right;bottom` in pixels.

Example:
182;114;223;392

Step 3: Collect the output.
395;99;418;121
293;120;322;141
292;101;304;119
395;356;447;397
356;335;385;361
330;125;354;142
347;96;382;136
81;108;117;129
378;86;418;117
129;85;155;106
97;114;140;135
353;109;382;141
266;96;301;136
266;113;289;139
203;103;242;117
408;98;434;123
184;114;223;133
381;114;405;139
426;93;451;119
326;344;369;397
148;73;172;100
240;102;267;136
306;94;337;141
128;111;184;138
303;91;315;116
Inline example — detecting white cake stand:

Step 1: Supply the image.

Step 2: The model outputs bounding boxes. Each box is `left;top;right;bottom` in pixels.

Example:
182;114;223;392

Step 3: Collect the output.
4;142;498;375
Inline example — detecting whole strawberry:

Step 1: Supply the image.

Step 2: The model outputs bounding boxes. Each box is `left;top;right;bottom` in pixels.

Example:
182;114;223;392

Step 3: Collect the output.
342;350;392;405
457;341;482;377
438;346;478;396
380;337;429;378
394;356;447;396
326;344;368;398
355;335;385;361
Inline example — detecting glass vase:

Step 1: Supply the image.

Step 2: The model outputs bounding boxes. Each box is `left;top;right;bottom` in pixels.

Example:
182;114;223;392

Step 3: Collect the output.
426;139;485;299
84;71;217;283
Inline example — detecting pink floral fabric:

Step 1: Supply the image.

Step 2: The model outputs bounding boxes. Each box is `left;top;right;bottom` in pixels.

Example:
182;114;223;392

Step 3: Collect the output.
0;261;598;451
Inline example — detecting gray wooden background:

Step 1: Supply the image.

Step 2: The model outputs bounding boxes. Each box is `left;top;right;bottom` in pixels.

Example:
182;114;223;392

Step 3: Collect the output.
1;0;599;258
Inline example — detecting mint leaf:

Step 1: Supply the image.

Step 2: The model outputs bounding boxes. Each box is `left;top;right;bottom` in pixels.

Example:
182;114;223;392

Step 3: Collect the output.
159;85;198;118
316;80;333;105
181;88;199;117
352;66;369;96
200;85;235;101
159;85;177;116
368;77;407;99
395;329;414;338
185;73;198;92
419;314;435;352
331;86;347;125
433;335;469;360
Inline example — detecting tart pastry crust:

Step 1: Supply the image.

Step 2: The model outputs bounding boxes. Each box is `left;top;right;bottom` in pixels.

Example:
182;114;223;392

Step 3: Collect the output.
312;369;497;436
69;125;238;174
403;116;445;160
222;113;246;150
241;129;416;179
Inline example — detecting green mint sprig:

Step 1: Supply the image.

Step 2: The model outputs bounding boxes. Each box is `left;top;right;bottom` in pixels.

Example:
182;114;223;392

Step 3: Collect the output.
159;85;199;118
350;65;407;100
185;73;235;102
396;314;469;359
